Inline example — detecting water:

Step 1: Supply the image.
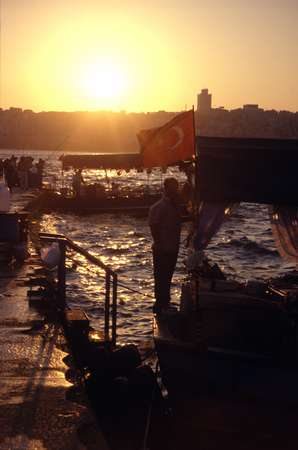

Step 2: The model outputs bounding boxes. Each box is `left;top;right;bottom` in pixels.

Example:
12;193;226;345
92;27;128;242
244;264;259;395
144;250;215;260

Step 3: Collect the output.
1;149;296;344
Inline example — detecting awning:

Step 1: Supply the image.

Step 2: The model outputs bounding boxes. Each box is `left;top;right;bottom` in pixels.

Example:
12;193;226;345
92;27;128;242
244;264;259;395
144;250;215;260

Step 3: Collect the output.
270;205;298;261
196;136;298;206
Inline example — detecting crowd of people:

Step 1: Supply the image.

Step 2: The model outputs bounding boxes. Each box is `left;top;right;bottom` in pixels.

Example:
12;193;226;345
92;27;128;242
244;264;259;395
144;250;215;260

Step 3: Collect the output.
0;156;45;191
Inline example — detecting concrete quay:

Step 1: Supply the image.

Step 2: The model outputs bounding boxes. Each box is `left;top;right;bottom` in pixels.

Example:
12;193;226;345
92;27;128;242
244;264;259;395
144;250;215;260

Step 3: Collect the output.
0;256;109;450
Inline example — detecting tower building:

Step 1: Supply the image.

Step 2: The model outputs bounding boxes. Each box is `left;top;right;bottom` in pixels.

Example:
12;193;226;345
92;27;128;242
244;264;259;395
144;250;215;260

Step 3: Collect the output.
197;89;212;113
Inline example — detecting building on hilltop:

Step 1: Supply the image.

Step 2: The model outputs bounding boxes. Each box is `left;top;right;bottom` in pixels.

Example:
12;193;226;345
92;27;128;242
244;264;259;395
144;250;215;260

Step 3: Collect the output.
243;104;259;111
9;107;23;113
243;104;264;113
197;89;212;114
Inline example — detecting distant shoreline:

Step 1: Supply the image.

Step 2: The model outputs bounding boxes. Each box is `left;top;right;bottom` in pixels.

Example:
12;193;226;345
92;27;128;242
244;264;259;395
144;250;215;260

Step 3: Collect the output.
1;108;297;152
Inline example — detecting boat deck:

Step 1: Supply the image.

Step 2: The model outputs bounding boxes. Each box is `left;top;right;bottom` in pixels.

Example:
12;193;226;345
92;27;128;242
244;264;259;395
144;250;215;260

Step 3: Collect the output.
165;389;298;450
153;309;298;449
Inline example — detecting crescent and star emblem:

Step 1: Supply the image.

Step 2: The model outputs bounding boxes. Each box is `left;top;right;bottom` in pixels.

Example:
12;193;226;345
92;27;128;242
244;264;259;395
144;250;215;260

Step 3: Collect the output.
168;126;184;151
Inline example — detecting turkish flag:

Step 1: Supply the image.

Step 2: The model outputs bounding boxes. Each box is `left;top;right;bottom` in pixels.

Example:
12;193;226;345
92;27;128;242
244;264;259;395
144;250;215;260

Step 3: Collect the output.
137;110;195;168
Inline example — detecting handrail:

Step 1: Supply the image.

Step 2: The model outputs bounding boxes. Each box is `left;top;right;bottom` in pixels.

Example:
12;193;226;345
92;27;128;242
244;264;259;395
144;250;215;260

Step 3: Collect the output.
39;232;116;274
39;232;118;346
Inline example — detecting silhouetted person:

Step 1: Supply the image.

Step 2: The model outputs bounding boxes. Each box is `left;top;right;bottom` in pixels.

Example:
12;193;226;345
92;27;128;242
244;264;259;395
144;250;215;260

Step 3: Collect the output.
111;181;119;197
18;156;29;189
149;177;181;314
36;158;45;173
4;158;18;192
35;158;45;188
72;169;84;198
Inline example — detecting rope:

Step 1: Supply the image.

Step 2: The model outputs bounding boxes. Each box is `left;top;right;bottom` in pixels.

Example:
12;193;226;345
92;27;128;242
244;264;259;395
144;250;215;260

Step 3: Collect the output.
117;281;154;299
140;348;156;363
142;383;156;450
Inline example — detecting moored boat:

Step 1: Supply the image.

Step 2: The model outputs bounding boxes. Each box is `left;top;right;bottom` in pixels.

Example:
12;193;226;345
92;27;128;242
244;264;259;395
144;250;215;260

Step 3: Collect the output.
153;135;298;396
28;188;162;215
28;151;193;215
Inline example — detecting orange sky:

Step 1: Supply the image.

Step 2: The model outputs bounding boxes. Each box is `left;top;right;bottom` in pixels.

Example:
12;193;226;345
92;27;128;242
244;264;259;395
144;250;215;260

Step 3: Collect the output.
1;0;298;112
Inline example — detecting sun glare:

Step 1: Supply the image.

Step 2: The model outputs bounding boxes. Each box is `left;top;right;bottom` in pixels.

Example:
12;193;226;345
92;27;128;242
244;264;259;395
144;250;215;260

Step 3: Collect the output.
80;62;127;104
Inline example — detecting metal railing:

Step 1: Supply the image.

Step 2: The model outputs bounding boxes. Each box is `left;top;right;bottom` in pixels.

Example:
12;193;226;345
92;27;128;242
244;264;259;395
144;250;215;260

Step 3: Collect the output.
39;232;118;346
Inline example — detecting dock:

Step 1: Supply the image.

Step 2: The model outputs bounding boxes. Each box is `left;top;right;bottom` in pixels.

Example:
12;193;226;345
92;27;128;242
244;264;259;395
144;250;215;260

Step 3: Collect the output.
0;189;167;450
0;190;110;450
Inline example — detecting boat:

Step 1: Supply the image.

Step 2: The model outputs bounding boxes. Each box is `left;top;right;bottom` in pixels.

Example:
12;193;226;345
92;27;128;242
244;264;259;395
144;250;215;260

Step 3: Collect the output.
29;188;162;215
29;153;190;215
154;135;298;399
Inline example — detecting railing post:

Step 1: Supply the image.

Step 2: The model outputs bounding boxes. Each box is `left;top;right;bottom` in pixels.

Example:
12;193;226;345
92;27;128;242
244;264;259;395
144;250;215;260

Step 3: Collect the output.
104;272;111;342
57;240;66;310
111;273;118;347
40;233;118;343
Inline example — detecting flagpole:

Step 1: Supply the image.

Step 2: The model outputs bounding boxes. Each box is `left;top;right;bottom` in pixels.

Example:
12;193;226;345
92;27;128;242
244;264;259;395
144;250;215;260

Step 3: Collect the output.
191;105;199;214
191;106;202;347
192;104;196;154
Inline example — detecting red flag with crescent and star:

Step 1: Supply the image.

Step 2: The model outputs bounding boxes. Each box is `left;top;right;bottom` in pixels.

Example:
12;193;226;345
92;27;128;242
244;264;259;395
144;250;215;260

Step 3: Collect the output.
137;110;195;168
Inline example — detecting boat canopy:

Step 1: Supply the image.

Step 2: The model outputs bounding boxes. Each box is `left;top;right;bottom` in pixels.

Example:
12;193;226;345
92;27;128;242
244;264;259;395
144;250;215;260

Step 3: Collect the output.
194;136;298;260
196;136;298;206
60;153;142;170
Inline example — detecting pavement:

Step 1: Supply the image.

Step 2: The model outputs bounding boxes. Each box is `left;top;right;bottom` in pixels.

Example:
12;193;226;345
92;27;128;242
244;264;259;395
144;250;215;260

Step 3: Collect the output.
0;255;110;450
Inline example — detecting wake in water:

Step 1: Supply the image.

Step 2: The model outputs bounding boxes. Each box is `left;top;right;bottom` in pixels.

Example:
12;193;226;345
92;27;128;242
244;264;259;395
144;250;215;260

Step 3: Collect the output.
214;236;280;257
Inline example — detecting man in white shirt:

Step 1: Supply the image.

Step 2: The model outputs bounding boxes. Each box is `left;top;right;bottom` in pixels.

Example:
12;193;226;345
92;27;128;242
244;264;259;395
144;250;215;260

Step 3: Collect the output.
148;177;181;313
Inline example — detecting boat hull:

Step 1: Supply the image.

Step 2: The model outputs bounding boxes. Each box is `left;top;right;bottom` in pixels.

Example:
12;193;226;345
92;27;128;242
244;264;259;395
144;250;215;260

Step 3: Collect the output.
27;190;161;215
153;284;298;396
154;313;298;400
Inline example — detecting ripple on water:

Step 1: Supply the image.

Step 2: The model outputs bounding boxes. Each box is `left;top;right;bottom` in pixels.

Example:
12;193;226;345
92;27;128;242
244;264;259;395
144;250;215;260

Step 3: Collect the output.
16;152;291;343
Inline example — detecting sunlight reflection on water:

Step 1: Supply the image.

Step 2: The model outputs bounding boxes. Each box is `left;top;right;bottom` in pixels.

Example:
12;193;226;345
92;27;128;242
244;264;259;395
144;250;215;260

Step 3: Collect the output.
1;149;296;344
40;203;296;344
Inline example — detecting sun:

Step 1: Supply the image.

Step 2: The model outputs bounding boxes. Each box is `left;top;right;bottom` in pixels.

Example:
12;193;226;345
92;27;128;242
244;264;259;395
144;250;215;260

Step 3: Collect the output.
79;62;127;103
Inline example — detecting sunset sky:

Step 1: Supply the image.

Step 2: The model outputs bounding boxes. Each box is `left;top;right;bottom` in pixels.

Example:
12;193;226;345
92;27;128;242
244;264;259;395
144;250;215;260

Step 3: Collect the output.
1;0;297;113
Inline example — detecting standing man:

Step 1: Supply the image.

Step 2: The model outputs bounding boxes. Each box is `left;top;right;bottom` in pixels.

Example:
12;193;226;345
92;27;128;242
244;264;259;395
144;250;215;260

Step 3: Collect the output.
72;169;84;198
149;177;181;314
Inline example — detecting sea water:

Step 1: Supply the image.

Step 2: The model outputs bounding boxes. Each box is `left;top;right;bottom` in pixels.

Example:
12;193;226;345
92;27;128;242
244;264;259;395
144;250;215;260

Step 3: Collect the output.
1;149;295;343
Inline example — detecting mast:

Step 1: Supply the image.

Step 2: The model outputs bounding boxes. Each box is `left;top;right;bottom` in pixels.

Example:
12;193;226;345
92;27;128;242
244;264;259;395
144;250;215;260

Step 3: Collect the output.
191;106;203;347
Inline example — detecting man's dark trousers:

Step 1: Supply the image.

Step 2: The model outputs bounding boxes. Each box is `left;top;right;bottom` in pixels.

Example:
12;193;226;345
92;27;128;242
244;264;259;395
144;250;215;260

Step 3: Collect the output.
153;248;178;311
